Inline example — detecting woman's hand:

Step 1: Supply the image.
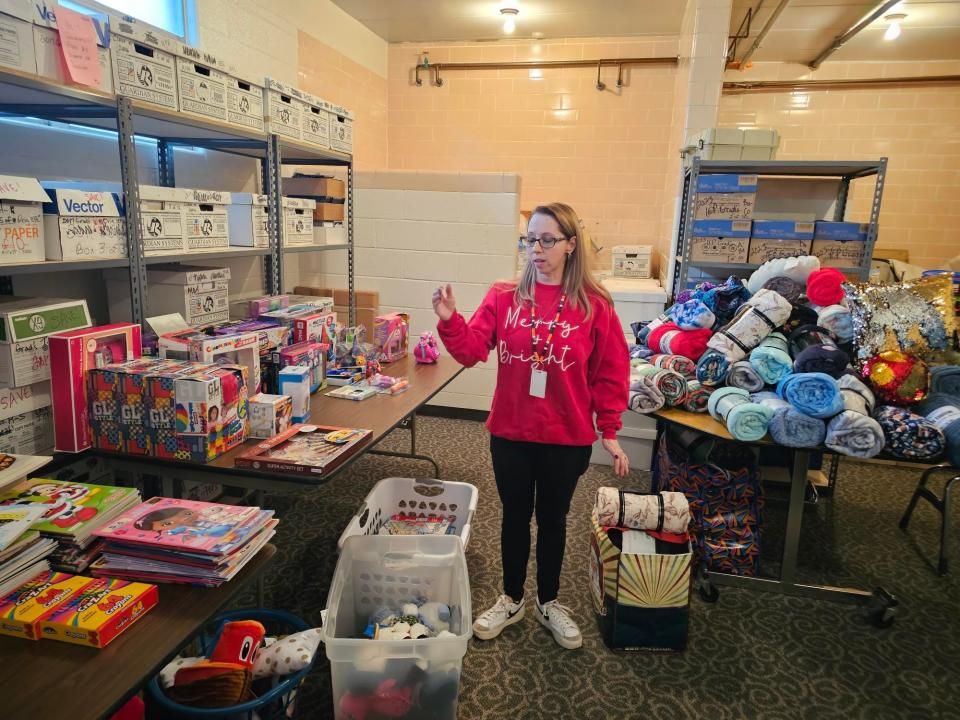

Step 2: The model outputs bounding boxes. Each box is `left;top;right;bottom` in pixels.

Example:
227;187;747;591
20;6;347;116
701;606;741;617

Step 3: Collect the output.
432;283;457;322
602;438;629;478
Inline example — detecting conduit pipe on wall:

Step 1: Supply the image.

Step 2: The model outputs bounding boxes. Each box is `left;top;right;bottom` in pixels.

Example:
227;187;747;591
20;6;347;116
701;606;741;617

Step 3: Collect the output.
808;0;903;69
723;75;960;94
734;0;792;68
414;57;678;89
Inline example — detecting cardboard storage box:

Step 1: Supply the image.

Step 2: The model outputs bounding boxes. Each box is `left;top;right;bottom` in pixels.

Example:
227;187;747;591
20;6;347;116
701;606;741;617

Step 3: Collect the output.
175;44;228;122
283;175;345;199
263;77;306;140
32;8;112;93
741;128;780;161
0;406;52;454
0;0;35;73
0;380;52;421
612;245;652;279
138;185;186;255
694;192;755;220
695;128;744;161
313;222;346;246
696;174;758;194
225;71;264;132
335;306;375;333
328;102;354;154
0;174;49;264
0;297;91;387
228;193;270;248
282;197;315;245
313;201;345;223
106;265;230;325
110;14;179;110
691;219;751;238
600;277;667;343
301;92;331;148
42;188;126;261
184;189;231;252
811;221;868;268
690;236;750;264
751;220;814;240
748;238;812;265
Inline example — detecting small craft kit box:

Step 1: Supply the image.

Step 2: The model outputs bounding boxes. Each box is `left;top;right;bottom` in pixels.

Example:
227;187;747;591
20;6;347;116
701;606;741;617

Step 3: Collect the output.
0;570;92;640
694;192;755;221
612;245;652;279
110;14;179;110
690;236;750;264
811;221;868;268
183;189;231;252
373;312;409;363
42;188;127;261
748;238;813;265
263;77;306;140
49;323;141;453
137;185;187;255
751;220;814;241
328;102;354;154
278;340;327;393
293;311;336;345
235;424;372;477
32;8;112;93
174;364;249;462
225;70;264;132
0;0;35;74
248;295;289;317
282;197;316;245
691;219;751;238
39;577;158;648
249;392;293;439
696;174;758;194
0;174;49;264
175;44;228;122
0;296;92;387
301;92;331;148
278;365;311;423
227;193;270;248
589;512;691;651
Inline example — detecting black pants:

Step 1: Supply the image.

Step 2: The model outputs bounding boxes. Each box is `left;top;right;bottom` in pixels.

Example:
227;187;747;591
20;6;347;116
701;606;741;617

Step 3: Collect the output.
490;434;592;605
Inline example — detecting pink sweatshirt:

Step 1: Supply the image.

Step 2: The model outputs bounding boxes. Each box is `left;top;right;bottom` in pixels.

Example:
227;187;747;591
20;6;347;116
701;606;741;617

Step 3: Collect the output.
437;281;629;445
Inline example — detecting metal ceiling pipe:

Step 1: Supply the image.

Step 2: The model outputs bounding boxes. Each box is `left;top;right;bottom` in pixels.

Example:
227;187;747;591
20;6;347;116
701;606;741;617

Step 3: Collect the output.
736;0;792;68
723;75;960;93
808;0;902;69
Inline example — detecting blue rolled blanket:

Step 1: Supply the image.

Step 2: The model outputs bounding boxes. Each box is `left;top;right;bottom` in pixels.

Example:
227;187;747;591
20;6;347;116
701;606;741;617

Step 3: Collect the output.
916;393;960;467
698;276;753;325
817;304;854;345
696;349;731;387
824;374;884;458
727;361;765;393
777;372;844;419
873;405;946;461
930;365;960;396
751;391;826;448
668;300;716;330
708;386;774;442
749;332;793;385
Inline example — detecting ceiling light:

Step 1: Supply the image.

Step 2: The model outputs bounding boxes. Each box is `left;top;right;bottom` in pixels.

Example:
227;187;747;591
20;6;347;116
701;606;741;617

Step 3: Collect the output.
500;4;518;34
883;13;906;41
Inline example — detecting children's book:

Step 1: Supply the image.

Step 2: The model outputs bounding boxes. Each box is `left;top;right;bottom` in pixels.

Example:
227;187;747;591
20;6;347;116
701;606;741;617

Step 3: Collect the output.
0;506;47;551
0;454;52;493
327;383;377;401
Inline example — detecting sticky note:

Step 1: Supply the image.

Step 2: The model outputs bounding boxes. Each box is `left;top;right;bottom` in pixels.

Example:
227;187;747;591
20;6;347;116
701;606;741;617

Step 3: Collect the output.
54;6;102;88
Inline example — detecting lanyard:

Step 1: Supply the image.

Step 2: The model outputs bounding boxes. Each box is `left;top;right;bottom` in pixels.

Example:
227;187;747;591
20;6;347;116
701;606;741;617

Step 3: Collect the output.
530;292;566;367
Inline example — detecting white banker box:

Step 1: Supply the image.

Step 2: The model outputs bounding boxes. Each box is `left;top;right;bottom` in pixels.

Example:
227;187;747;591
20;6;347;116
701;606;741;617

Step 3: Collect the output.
42;188;126;260
0;174;49;264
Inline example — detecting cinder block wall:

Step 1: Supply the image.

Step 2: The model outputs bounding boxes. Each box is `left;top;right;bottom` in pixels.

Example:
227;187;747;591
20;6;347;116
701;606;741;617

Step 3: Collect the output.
295;170;521;410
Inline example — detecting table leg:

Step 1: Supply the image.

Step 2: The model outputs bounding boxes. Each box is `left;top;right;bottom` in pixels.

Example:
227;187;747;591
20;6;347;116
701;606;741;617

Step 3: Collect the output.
780;450;810;585
368;412;441;478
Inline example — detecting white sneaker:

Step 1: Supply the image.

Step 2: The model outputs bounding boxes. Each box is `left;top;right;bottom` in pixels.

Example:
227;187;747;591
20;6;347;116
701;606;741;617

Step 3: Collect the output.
473;594;525;640
535;599;582;649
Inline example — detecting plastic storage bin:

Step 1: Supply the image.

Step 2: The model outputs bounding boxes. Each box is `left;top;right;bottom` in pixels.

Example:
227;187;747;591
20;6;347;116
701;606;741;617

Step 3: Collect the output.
324;535;472;720
338;477;478;551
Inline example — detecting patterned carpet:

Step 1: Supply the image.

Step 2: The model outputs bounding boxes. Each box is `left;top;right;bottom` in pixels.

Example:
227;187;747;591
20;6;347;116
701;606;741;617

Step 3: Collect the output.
230;415;960;720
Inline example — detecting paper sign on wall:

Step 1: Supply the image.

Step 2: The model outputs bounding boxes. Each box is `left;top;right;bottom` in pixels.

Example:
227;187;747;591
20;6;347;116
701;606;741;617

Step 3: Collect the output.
53;5;101;87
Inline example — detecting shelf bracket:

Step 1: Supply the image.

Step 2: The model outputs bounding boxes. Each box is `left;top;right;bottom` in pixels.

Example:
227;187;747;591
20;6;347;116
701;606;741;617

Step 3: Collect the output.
157;140;175;187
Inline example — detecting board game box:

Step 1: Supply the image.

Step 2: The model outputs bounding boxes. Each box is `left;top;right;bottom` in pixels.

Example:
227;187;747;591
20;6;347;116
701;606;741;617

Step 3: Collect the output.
234;424;372;478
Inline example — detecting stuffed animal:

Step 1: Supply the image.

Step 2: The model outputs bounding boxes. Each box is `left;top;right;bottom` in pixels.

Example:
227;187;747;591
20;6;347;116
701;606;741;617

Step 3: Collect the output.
413;331;440;364
169;620;266;707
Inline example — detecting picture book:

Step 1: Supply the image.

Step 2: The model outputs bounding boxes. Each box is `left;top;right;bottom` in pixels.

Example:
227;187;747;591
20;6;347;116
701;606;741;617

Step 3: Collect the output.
0;506;47;552
93;497;274;557
0;454;52;493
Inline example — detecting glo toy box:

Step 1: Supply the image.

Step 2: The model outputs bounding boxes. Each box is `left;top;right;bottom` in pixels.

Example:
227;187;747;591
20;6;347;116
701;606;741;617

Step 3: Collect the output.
249;393;294;439
49;323;142;453
373;313;409;363
159;329;261;394
278;341;327;393
174;365;250;462
0;571;92;640
39;577;158;648
278;365;311;423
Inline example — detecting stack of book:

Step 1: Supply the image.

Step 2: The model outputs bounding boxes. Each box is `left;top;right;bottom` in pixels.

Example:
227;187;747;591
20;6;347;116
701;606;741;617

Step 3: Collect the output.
0;455;57;592
90;497;277;586
0;477;142;573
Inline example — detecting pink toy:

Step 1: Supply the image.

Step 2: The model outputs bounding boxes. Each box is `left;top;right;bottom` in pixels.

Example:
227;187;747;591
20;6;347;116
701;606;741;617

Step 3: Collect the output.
340;678;414;720
413;331;440;364
373;313;409;364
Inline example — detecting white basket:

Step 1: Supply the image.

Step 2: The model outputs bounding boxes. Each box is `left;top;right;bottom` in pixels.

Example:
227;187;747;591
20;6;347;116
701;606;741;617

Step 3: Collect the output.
338;477;478;552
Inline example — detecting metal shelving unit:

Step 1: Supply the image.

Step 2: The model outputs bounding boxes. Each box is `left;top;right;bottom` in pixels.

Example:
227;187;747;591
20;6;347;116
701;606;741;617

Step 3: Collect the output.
0;68;356;325
671;157;888;301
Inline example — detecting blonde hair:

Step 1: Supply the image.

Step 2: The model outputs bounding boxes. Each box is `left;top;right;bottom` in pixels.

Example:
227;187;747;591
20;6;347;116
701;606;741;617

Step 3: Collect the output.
514;202;612;320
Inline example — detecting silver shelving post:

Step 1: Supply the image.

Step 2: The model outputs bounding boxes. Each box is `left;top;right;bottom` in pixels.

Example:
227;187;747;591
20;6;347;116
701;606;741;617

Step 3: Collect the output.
673;156;702;299
263;134;283;295
116;96;147;327
862;156;888;281
347;162;355;326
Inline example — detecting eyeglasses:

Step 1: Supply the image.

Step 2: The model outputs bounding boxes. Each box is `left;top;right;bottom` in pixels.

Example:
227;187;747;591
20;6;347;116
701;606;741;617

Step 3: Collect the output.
520;234;566;249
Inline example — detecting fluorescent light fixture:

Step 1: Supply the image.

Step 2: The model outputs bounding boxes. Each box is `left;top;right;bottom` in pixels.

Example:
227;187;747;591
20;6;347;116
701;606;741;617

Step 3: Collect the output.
883;13;906;41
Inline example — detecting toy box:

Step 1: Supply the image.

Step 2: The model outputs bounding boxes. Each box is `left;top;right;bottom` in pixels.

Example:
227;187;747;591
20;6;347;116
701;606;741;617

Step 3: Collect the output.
39;577;158;648
278;341;327;393
373;313;409;363
278;365;311;423
282;197;316;246
174;364;249;462
691;219;752;238
249;393;293;439
327;102;355;154
109;14;179;110
175;45;228;122
248;295;290;317
696;174;758;193
42;188;126;261
694;192;755;221
49;323;142;453
293;311;336;345
160;330;261;393
259;303;326;328
0;174;49;265
184;189;231;252
211;320;290;357
235;424;372;477
612;245;652;279
225;71;264;132
0;1;36;74
263;77;306;140
0;570;92;640
0;297;92;387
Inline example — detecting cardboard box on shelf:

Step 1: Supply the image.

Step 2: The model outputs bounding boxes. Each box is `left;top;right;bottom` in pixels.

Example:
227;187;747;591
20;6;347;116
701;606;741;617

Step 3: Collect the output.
0;174;50;264
690;236;750;264
283;176;345;200
263;77;306;140
138;185;187;255
282;197;315;245
0;0;35;74
696;174;758;194
327;102;354;154
694;192;755;221
612;245;652;279
316;223;346;246
183;189;231;252
812;239;866;268
109;14;179;110
32;8;112;94
813;221;869;241
0;406;52;454
249;393;293;439
227;193;270;248
301;93;331;149
747;238;813;265
42;188;126;261
335;306;376;333
0;297;92;387
225;71;264;132
313;201;345;223
0;380;52;422
691;219;752;238
751;220;814;241
106;266;230;325
175;44;228;122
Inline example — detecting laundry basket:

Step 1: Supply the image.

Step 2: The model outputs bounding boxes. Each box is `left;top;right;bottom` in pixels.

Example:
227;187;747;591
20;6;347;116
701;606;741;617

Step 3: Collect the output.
145;609;316;720
324;535;472;720
338;477;478;551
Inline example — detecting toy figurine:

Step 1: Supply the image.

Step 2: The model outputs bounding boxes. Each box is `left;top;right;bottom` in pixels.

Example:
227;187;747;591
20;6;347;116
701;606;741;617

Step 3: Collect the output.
413;331;440;364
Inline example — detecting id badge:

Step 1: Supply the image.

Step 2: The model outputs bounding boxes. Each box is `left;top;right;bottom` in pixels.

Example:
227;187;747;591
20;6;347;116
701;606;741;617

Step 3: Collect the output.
529;367;547;398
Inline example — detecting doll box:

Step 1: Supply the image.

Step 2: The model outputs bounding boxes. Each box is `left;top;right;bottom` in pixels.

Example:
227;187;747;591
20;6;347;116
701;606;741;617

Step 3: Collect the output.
0;570;92;640
277;365;311;423
39;577;158;648
249;393;293;439
234;424;372;478
373;313;409;363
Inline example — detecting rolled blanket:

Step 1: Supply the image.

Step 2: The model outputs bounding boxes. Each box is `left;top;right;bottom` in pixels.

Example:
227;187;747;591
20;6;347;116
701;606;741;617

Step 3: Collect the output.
806;267;847;307
727;361;765;392
696;349;731;386
751;392;826;447
762;276;803;305
749;333;793;385
629;375;665;413
707;386;774;441
783;304;819;336
930;365;960;396
649;354;697;380
631;362;688;406
707;289;793;362
682;380;713;413
777;372;845;419
790;324;849;378
824;374;884;458
668;300;716;330
817;304;854;345
836;373;876;415
676;280;717;306
629;344;654;360
788;324;838;356
917;394;960;467
747;255;821;294
595;488;690;534
873;405;946;461
698;276;752;325
647;323;712;361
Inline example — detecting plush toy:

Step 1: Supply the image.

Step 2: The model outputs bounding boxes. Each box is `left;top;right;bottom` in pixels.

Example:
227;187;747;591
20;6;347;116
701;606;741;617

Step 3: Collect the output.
413;331;440;364
340;678;416;720
418;602;451;634
169;620;266;706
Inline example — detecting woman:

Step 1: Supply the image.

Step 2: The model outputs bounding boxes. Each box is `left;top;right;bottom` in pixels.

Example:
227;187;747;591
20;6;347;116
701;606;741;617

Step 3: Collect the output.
433;202;629;650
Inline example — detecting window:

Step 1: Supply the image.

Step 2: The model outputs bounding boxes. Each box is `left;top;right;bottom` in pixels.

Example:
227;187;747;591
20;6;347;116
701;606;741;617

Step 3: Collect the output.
58;0;194;41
